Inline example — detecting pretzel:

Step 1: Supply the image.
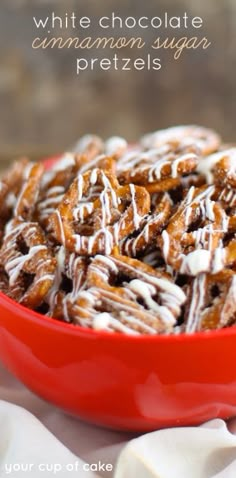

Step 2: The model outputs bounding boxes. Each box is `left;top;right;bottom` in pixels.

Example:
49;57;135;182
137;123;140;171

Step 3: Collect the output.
47;249;89;321
73;134;104;160
118;151;198;186
49;168;150;255
145;178;181;194
65;289;102;328
0;158;29;235
212;149;236;188
75;154;117;176
37;184;67;228
159;185;231;275
184;270;236;332
0;220;56;308
121;192;172;256
0;125;236;336
0;157;29;200
37;153;85;227
105;136;128;159
14;162;44;221
197;149;236;185
212;186;236;234
74;135;127;175
38;154;117;228
70;254;186;334
141;125;221;155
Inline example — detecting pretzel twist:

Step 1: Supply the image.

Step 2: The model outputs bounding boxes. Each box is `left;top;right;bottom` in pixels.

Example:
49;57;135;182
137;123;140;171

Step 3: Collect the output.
49;168;150;255
0;220;56;308
213;149;236;188
184;270;236;332
0;126;235;335
121;192;172;256
68;254;186;334
159;186;232;275
141;125;221;155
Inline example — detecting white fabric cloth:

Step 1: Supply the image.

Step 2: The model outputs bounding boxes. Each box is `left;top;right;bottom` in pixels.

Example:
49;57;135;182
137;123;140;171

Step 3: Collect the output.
1;363;236;478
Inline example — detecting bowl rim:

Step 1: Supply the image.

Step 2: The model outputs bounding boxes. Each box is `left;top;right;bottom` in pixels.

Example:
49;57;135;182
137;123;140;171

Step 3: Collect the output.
1;154;235;344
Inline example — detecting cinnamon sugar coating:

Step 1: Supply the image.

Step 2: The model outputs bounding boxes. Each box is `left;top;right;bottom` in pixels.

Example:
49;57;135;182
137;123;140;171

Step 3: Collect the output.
0;126;235;334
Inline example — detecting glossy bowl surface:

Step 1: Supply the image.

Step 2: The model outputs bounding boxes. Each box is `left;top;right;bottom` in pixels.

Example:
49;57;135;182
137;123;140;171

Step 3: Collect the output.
0;156;236;431
1;291;236;431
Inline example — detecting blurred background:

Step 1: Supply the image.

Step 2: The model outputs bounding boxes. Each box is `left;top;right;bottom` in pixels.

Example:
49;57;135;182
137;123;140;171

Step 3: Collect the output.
0;0;235;169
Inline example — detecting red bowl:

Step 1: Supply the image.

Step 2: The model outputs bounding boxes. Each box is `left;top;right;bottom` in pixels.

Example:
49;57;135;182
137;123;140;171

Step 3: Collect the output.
0;156;236;431
1;291;236;431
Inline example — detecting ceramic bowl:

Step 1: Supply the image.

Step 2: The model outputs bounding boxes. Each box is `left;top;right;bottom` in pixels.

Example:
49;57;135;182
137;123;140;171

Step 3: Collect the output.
0;290;236;431
0;156;236;431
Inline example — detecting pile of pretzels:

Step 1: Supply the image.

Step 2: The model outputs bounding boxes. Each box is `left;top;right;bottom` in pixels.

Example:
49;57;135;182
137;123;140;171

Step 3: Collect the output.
0;125;235;335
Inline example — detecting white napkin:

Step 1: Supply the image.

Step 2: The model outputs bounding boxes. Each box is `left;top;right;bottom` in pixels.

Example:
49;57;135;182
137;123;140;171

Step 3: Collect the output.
0;401;97;478
115;419;236;478
1;401;236;478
